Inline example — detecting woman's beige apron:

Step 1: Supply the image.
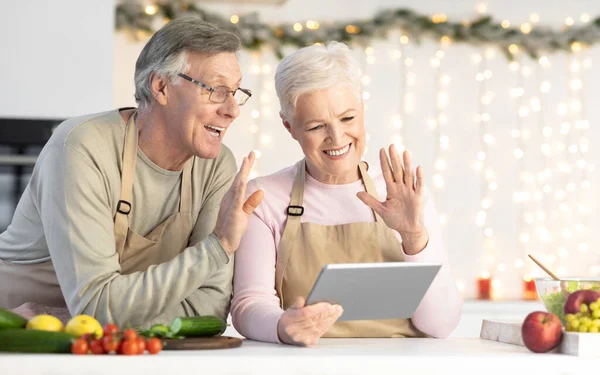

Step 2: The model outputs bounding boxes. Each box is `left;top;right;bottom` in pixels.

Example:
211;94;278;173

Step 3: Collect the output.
275;160;425;338
0;111;194;311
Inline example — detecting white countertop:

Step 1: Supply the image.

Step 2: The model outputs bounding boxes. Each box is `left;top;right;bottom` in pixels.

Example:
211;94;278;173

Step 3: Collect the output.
2;337;598;375
1;301;569;374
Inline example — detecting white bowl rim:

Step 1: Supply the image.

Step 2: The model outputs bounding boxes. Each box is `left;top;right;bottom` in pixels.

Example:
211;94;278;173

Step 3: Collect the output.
534;276;600;281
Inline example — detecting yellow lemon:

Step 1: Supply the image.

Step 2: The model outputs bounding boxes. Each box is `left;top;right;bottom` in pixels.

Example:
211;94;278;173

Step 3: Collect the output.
26;314;64;332
65;315;103;339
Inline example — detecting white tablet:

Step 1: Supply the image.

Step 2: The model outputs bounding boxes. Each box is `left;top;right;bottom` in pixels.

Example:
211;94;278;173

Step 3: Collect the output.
305;262;442;321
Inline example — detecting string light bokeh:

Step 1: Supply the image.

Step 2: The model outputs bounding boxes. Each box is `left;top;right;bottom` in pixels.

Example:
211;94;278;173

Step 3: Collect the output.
113;2;600;300
233;5;598;300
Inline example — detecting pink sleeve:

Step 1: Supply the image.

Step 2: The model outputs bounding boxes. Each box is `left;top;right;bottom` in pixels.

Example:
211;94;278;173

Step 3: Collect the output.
230;181;284;344
398;190;463;338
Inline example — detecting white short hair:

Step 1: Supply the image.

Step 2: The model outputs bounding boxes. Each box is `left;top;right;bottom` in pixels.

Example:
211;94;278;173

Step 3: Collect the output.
275;41;362;120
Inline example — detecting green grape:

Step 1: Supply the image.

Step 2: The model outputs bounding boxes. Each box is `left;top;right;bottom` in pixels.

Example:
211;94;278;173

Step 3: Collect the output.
565;322;572;331
590;302;599;312
580;304;589;314
593;310;600;319
566;281;580;292
582;318;592;328
579;325;589;333
590;326;599;333
571;319;581;329
565;313;577;322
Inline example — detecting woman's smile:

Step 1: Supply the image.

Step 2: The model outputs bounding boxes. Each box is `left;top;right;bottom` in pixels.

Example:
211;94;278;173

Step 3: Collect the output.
322;143;352;159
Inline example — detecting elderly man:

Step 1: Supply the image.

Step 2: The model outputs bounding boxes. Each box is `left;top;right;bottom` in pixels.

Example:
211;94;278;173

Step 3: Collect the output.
0;15;263;327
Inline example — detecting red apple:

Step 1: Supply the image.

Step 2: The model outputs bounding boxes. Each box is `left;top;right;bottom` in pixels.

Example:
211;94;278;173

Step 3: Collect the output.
521;311;563;353
564;290;600;315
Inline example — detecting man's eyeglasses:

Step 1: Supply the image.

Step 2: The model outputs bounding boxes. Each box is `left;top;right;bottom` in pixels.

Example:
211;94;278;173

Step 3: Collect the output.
177;73;252;106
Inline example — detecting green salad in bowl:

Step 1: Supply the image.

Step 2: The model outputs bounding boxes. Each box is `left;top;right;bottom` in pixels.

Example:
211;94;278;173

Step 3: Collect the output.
535;277;600;325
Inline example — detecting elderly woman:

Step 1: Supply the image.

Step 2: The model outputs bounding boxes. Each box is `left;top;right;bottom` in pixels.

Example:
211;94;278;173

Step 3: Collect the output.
231;42;461;346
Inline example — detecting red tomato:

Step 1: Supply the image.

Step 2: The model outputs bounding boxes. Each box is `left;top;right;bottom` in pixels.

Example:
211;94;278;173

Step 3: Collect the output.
147;338;162;354
122;329;137;341
116;339;125;355
71;338;89;355
103;323;119;337
121;339;139;356
137;337;147;354
80;333;93;342
90;339;105;355
102;335;119;353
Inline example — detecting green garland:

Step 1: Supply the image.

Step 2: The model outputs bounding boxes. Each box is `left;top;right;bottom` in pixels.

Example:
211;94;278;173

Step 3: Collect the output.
116;2;600;60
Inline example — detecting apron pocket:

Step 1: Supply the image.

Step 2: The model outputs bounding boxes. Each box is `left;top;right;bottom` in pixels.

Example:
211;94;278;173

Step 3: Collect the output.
121;229;158;263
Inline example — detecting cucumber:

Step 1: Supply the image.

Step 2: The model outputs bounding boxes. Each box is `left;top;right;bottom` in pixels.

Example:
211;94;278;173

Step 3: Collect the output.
0;308;28;329
169;315;226;337
138;324;174;339
0;329;75;353
150;324;170;336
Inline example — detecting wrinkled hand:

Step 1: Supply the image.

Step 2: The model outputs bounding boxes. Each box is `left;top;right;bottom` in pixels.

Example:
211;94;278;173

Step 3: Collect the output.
12;302;71;324
213;151;264;255
357;145;428;255
277;297;343;347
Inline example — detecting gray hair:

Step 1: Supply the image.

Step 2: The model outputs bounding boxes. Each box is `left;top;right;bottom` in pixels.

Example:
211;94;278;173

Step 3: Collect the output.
134;15;241;110
275;41;362;120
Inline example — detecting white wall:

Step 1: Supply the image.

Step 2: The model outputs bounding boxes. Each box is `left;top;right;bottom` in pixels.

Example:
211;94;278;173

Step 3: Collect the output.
113;0;600;299
0;0;114;118
0;0;114;229
194;0;600;25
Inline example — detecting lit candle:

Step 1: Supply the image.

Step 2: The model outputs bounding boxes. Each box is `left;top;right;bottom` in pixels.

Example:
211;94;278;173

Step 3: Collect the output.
523;276;538;300
477;272;492;300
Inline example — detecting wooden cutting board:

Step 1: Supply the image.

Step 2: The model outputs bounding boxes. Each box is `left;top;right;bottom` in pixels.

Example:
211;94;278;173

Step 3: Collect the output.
162;336;243;350
480;319;600;357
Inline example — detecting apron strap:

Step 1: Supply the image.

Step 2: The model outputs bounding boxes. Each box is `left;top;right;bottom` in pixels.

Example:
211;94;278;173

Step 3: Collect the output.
358;161;383;223
274;159;306;305
275;159;384;305
179;158;193;213
286;159;306;220
114;112;138;260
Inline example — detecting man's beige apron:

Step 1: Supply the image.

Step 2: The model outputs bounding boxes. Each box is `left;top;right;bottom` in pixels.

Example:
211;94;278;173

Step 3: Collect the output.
275;160;425;338
0;111;194;311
